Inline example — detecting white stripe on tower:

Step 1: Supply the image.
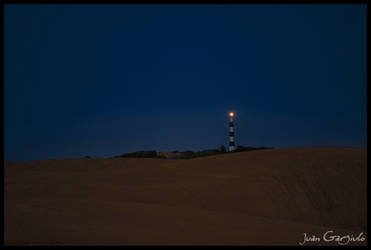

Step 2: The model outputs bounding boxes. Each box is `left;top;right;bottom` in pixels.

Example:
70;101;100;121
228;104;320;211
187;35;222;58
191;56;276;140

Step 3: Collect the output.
229;112;235;152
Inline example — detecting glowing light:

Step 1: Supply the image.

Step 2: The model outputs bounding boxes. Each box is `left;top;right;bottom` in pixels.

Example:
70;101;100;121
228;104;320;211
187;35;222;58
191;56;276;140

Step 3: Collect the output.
229;112;234;117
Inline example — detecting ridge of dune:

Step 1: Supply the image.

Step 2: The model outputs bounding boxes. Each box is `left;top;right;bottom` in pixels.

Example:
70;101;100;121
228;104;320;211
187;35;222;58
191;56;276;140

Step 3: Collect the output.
4;147;366;245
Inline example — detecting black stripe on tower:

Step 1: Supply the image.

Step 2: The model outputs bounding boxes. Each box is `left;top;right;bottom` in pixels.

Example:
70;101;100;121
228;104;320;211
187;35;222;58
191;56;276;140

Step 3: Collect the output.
229;141;235;146
229;132;234;136
229;121;234;127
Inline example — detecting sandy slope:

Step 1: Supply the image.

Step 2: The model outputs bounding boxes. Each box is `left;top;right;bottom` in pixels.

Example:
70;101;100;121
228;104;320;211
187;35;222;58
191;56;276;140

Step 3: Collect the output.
4;147;367;245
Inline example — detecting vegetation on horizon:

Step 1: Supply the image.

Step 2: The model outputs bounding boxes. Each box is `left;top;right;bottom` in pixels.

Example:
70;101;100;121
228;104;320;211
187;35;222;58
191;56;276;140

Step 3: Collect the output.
115;145;273;159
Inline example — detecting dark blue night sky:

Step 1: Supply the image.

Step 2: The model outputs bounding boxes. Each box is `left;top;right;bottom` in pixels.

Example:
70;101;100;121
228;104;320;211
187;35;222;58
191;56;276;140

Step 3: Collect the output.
5;4;367;161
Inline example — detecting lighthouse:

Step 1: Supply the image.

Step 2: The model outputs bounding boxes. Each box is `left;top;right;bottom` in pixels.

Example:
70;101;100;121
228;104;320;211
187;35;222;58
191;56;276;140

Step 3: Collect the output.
229;112;235;152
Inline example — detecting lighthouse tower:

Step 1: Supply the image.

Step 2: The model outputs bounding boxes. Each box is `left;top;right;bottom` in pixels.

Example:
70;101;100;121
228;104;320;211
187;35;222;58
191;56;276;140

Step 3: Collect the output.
229;112;235;152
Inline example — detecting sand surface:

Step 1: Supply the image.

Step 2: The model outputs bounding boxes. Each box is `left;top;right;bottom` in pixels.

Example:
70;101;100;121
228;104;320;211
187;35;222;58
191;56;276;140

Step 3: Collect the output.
4;147;367;245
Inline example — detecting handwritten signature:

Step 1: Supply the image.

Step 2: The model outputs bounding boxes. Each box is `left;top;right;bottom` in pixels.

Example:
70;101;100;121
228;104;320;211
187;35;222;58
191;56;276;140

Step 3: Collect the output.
298;231;366;245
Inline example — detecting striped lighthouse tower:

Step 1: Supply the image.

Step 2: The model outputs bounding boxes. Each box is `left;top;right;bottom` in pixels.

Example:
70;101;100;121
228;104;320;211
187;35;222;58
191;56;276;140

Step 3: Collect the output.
229;112;235;152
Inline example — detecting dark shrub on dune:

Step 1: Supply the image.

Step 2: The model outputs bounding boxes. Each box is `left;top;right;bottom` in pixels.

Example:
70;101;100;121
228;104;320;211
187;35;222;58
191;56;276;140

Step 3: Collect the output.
140;151;158;158
196;149;222;157
179;151;196;159
219;145;227;153
235;145;273;152
236;145;246;152
119;151;157;158
177;149;224;159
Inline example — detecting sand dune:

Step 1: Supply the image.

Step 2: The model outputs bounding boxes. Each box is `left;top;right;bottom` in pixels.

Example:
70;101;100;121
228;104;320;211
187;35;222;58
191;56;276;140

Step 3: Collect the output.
4;147;367;245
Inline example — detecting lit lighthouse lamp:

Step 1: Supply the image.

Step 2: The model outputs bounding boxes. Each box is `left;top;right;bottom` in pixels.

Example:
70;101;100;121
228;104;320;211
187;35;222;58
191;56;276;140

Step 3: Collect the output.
229;112;235;152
